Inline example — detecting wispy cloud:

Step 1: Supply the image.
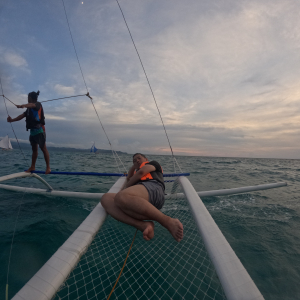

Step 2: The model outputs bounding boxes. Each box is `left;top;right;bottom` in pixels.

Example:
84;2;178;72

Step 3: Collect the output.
2;51;27;68
54;84;75;95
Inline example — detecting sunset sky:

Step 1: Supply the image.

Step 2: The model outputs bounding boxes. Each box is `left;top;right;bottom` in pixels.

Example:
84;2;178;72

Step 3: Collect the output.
0;0;299;158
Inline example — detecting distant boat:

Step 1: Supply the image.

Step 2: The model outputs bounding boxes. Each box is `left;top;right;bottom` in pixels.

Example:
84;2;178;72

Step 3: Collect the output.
0;135;13;150
90;142;98;154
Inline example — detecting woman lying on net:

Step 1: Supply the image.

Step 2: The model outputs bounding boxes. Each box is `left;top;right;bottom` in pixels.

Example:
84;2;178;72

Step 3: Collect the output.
101;153;183;242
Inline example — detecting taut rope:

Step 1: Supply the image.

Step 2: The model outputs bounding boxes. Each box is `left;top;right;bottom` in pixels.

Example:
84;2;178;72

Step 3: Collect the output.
115;0;182;173
106;229;138;300
0;80;29;166
61;0;127;172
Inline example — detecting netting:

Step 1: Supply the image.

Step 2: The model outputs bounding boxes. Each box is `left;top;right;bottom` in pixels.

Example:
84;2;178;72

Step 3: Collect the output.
54;179;227;300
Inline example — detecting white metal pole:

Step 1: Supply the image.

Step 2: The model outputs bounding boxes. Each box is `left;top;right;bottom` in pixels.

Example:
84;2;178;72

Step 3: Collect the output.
179;176;264;300
12;177;126;300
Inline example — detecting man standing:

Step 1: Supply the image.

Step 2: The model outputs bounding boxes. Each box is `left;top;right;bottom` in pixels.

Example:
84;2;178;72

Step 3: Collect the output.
101;153;183;242
7;91;51;174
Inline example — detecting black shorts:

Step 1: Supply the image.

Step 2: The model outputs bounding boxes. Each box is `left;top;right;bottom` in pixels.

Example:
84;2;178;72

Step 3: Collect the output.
29;132;46;149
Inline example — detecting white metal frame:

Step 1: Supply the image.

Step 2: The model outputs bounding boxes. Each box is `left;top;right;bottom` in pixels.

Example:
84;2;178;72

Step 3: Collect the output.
0;172;286;200
179;176;264;300
0;172;53;190
12;177;126;300
2;172;286;299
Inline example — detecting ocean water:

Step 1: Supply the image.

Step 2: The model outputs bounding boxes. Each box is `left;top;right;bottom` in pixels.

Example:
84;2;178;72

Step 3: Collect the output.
0;149;300;300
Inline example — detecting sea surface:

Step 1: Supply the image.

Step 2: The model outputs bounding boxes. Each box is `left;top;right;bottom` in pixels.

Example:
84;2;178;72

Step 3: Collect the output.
0;149;299;300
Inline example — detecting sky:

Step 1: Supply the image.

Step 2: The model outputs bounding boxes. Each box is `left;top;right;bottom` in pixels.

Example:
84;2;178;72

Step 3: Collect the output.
0;0;299;158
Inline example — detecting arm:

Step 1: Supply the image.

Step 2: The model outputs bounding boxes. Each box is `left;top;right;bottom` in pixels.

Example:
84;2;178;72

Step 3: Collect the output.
120;165;135;190
7;112;26;123
123;164;156;190
16;103;36;109
126;165;136;181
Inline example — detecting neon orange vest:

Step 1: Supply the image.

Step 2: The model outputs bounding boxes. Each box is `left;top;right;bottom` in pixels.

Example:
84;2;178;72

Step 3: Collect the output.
134;161;153;181
134;161;163;181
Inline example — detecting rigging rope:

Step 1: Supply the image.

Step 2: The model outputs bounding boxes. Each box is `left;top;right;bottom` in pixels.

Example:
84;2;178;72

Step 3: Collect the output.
106;229;138;300
115;0;182;173
1;93;92;106
1;95;17;106
61;0;127;173
0;79;29;166
40;92;92;103
61;0;88;94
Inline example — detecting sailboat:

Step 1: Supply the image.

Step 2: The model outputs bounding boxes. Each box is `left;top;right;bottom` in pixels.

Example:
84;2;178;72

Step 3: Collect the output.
0;135;13;150
90;142;99;154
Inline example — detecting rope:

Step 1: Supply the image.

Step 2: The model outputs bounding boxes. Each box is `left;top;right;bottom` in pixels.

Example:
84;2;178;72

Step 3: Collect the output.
106;229;138;300
0;78;29;166
1;93;92;106
61;0;88;93
116;0;181;173
111;148;121;173
40;92;92;103
173;156;183;173
112;148;127;173
2;95;17;106
61;0;127;173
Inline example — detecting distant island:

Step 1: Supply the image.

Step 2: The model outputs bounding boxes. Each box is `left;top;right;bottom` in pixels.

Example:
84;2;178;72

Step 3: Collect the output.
10;141;127;154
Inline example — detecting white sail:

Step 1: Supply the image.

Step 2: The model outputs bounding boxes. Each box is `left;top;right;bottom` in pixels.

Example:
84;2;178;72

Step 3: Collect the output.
0;135;13;149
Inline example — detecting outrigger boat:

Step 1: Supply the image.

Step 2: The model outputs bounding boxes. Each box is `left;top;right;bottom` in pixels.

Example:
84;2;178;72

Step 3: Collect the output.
1;0;288;298
1;170;286;300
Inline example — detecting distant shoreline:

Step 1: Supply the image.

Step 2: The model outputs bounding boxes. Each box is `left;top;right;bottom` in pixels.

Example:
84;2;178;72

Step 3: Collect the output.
7;142;300;160
10;142;127;154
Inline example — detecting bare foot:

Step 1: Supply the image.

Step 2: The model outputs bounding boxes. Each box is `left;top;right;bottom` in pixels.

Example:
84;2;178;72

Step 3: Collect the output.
25;167;35;173
142;221;155;241
167;218;183;242
45;168;51;174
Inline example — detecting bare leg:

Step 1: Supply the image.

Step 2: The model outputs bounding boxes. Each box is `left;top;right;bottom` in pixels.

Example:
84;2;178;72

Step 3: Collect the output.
102;185;183;242
26;144;38;172
41;144;51;174
101;193;155;241
116;185;183;242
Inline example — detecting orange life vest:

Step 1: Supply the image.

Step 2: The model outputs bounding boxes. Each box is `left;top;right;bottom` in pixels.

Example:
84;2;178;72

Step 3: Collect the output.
134;160;165;189
134;161;152;180
134;161;164;181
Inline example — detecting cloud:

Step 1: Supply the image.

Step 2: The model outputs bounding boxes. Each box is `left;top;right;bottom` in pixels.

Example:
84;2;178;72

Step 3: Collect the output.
54;84;75;95
1;0;300;158
45;115;66;120
3;52;27;68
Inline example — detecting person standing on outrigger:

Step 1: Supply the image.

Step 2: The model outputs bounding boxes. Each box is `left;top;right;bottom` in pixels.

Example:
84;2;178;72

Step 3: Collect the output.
101;153;183;242
7;91;51;174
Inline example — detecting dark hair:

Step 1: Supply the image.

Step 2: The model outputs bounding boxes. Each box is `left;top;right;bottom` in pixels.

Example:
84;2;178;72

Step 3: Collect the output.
28;90;40;102
133;153;147;159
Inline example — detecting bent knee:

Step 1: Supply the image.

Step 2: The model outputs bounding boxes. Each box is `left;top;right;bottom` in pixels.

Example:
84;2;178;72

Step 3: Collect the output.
101;193;111;209
114;192;129;208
